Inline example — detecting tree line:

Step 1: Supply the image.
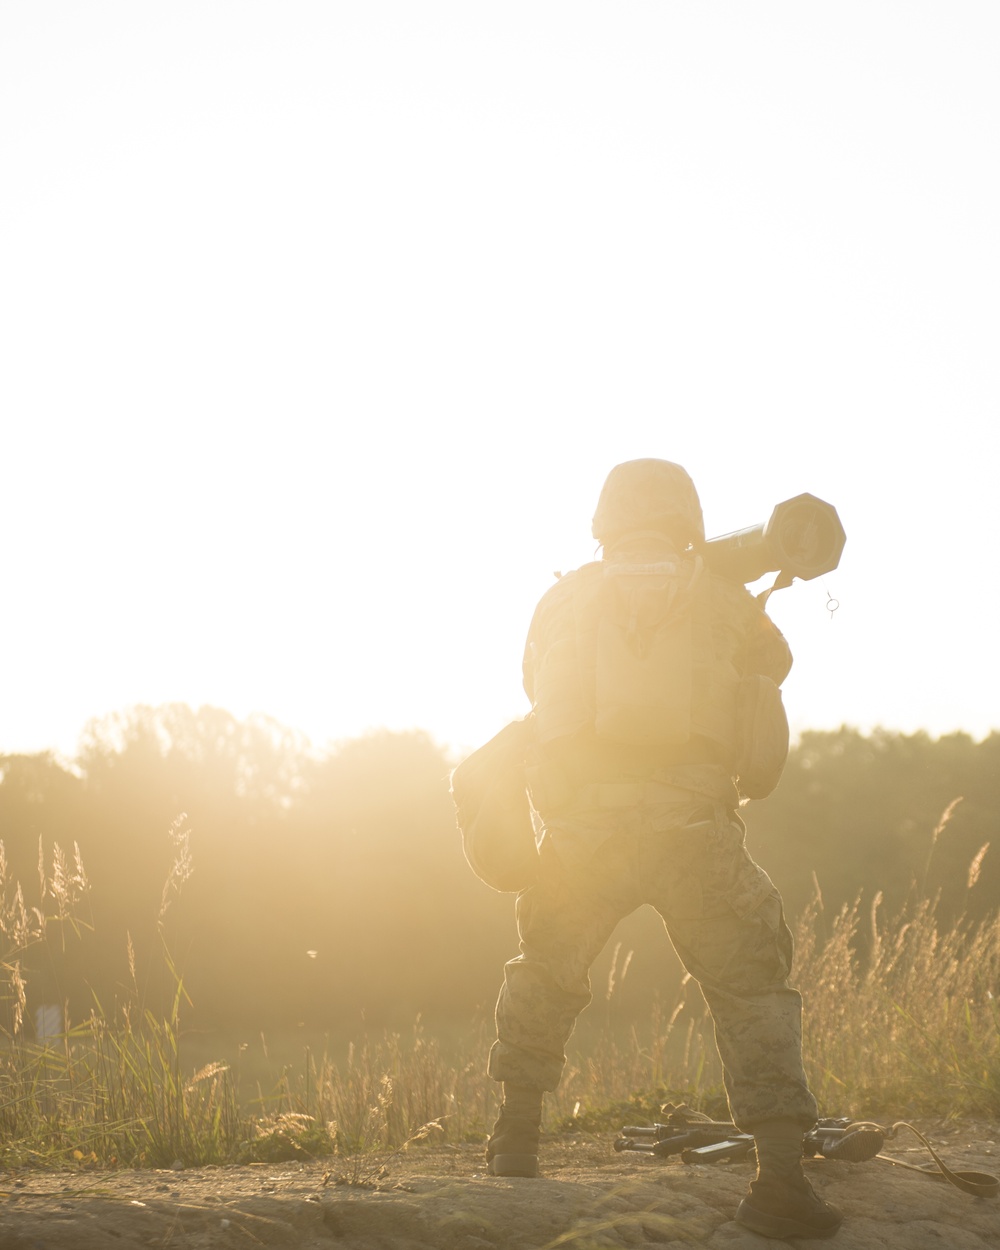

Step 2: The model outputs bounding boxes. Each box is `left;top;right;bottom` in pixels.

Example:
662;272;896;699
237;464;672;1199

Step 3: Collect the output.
1;705;997;1038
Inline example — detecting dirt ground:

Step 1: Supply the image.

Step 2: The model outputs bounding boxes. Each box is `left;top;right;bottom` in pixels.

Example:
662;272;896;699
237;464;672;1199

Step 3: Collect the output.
1;1122;998;1249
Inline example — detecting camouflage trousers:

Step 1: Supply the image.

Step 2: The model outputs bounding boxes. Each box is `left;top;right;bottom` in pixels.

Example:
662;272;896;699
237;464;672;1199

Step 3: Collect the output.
488;790;818;1132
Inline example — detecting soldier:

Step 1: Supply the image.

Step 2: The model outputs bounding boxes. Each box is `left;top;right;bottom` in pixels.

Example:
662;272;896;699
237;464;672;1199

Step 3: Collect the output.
485;459;842;1240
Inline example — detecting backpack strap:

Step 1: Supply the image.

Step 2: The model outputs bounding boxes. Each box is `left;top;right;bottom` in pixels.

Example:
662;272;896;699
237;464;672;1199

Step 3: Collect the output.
876;1121;999;1198
755;567;796;608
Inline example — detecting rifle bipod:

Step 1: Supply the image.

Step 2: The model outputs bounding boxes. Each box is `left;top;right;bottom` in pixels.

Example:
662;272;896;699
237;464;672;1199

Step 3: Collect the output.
615;1116;885;1167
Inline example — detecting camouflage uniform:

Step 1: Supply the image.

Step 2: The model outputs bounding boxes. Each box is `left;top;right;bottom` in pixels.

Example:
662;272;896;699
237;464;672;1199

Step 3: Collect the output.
487;789;817;1130
488;460;836;1234
488;472;818;1133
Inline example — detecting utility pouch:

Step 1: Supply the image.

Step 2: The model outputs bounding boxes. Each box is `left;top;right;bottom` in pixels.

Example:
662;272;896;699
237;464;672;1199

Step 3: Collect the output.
734;674;789;799
450;718;538;893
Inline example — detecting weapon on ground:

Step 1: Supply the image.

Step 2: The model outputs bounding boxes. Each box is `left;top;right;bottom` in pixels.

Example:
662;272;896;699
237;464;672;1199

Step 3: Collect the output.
614;1126;755;1163
615;1110;999;1198
804;1119;887;1163
702;493;846;587
615;1116;884;1166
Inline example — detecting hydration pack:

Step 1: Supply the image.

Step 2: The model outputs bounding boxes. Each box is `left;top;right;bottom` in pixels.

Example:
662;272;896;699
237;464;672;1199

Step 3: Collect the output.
590;554;705;748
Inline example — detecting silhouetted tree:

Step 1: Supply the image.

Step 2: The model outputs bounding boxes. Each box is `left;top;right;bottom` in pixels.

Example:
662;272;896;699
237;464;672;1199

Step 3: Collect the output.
2;712;997;1042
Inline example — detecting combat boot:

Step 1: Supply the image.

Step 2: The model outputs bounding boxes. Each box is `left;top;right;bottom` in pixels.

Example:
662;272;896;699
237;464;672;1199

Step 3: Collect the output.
736;1119;843;1240
486;1084;543;1177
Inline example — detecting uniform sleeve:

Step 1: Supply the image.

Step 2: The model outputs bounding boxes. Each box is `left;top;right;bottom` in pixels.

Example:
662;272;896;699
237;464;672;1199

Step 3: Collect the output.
712;573;794;686
521;567;596;705
521;581;560;703
522;618;538;703
745;606;793;686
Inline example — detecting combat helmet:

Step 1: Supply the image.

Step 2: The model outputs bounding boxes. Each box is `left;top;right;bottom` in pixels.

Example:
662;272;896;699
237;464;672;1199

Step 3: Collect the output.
592;459;705;549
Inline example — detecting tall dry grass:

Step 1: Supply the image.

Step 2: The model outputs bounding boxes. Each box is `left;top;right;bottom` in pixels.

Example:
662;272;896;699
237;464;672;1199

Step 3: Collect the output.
1;806;998;1170
796;887;1000;1118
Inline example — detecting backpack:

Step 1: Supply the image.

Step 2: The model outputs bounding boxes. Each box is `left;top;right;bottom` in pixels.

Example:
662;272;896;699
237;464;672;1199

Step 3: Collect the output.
449;718;538;893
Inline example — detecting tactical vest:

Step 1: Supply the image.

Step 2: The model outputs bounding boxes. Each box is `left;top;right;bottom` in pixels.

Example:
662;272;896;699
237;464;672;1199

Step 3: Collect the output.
529;555;743;766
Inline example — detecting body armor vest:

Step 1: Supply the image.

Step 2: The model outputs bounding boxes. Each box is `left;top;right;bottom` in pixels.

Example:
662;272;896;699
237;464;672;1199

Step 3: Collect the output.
528;554;745;768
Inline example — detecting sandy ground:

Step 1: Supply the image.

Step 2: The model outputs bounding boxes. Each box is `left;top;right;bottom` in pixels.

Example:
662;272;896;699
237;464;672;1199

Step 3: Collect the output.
1;1122;998;1249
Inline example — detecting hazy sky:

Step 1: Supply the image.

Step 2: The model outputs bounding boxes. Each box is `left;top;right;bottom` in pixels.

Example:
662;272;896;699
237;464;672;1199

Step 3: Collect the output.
2;2;998;762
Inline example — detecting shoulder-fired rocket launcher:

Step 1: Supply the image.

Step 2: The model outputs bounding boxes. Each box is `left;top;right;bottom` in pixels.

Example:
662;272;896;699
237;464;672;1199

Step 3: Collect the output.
702;493;846;591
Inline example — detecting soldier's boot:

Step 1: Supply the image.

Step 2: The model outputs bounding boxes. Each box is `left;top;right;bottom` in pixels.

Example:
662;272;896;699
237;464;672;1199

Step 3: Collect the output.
736;1119;843;1240
486;1084;543;1178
